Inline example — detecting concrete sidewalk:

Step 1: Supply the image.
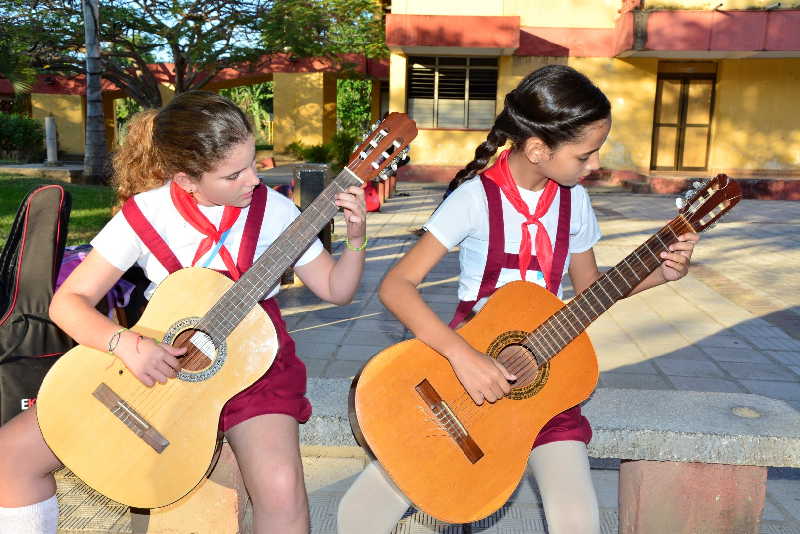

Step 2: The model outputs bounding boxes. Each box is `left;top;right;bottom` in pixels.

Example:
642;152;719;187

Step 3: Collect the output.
54;181;800;533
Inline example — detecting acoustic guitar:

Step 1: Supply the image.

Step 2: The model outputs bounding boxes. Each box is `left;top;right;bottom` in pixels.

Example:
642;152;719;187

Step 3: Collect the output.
349;175;742;523
36;113;418;509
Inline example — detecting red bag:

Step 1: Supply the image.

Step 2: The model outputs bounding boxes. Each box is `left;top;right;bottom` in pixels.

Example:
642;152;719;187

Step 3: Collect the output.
364;181;381;213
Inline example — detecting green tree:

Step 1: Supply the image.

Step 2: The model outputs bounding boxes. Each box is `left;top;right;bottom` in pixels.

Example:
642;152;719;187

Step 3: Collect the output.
0;3;36;94
337;78;372;137
3;0;387;110
4;0;268;108
259;0;387;59
219;82;274;145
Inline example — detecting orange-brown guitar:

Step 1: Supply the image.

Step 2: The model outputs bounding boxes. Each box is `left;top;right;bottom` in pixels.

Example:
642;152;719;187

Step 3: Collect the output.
350;175;742;524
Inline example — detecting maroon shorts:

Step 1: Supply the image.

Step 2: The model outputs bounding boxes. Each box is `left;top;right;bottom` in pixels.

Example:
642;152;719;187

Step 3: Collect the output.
218;349;312;433
533;405;592;449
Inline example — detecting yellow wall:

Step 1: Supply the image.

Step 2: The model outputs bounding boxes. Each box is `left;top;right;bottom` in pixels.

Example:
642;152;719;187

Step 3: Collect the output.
273;72;337;153
390;0;619;28
503;56;659;171
389;53;407;114
570;57;659;172
31;94;84;156
709;58;800;171
410;129;494;166
402;55;659;169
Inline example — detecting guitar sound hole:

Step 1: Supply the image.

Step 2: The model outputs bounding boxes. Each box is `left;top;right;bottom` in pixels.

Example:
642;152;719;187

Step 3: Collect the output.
496;344;545;389
172;329;216;372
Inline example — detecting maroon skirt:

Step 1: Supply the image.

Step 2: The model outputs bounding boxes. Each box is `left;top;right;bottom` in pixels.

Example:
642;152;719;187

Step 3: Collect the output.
533;405;592;449
218;297;312;432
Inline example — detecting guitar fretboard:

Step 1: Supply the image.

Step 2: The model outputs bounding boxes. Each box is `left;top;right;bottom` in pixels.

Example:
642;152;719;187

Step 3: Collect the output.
523;215;695;366
195;168;363;340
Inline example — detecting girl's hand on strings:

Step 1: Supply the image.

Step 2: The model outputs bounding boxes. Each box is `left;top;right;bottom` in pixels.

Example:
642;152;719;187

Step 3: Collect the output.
659;232;699;281
335;185;367;244
116;333;185;387
447;345;517;405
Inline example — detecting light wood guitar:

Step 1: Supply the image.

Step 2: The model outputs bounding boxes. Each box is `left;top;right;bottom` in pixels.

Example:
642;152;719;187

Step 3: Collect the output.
350;175;742;523
36;113;417;509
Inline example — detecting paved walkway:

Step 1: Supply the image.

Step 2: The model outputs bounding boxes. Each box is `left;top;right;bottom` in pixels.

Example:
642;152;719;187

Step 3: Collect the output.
55;181;800;533
281;182;800;533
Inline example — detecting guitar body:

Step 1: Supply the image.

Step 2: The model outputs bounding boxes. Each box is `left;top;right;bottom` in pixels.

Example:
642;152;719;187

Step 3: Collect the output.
37;267;278;508
350;280;598;524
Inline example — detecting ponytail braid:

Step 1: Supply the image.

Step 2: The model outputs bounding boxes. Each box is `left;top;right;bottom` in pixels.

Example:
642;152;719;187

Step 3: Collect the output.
445;124;508;198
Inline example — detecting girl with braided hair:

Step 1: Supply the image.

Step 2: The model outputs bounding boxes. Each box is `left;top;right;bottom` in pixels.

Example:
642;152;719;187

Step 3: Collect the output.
338;64;699;533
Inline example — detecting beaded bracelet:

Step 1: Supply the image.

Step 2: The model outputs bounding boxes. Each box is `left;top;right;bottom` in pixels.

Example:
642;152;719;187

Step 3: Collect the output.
345;235;368;252
107;327;128;354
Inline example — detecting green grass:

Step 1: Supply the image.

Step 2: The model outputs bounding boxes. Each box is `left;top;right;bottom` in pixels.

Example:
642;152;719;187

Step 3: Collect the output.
0;173;116;248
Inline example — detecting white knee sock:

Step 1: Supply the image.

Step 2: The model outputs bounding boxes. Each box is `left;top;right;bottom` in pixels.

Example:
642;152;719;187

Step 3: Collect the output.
0;495;58;534
337;460;410;534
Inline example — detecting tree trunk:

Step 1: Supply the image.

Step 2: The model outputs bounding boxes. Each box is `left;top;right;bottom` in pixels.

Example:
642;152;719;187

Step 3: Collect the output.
82;0;108;184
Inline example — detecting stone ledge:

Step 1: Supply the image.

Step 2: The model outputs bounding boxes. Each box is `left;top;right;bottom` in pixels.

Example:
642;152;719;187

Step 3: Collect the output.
303;378;800;468
586;388;800;467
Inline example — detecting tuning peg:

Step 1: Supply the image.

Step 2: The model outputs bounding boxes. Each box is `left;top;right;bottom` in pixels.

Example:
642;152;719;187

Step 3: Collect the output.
692;180;706;189
675;197;685;210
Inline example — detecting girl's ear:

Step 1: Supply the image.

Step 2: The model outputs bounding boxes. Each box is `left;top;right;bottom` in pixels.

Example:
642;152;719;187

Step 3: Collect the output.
521;137;551;165
173;172;197;193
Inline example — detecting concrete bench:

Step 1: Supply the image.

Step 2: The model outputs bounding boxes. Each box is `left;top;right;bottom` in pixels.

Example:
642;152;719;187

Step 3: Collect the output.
129;382;800;533
583;388;800;533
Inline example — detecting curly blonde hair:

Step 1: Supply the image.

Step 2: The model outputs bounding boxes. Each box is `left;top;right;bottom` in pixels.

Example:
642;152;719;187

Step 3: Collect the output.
112;91;253;208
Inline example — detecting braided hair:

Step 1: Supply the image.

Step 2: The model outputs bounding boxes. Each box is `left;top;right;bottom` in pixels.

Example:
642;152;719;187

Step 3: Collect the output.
446;65;610;197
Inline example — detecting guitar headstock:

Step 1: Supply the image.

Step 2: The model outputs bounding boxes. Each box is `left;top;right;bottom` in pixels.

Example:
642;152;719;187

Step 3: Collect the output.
347;113;417;183
677;174;742;233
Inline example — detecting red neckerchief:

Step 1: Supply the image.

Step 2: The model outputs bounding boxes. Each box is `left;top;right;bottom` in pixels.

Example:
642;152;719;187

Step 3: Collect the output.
169;181;243;280
483;149;559;283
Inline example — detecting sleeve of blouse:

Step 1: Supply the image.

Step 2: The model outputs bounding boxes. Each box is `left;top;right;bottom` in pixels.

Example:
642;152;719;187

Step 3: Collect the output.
89;210;145;272
422;181;480;249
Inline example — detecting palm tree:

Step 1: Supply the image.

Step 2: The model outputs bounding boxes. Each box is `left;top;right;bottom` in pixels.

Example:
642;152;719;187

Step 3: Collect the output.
82;0;107;183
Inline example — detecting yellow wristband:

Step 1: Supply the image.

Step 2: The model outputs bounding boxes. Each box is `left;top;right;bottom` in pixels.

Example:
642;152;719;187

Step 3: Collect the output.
345;235;368;252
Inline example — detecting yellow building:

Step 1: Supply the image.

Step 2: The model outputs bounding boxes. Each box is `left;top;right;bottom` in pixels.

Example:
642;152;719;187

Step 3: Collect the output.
385;0;800;187
24;55;388;159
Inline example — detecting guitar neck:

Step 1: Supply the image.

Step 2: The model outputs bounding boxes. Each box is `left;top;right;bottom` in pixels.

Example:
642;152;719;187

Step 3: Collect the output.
530;214;696;362
199;168;364;338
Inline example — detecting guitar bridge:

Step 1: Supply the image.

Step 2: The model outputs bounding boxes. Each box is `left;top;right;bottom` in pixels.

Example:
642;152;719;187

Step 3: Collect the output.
416;379;483;464
93;383;169;453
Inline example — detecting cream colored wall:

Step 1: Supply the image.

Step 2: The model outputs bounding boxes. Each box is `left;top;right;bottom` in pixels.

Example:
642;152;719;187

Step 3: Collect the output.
31;93;85;156
391;0;619;27
273;72;337;152
709;59;800;171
